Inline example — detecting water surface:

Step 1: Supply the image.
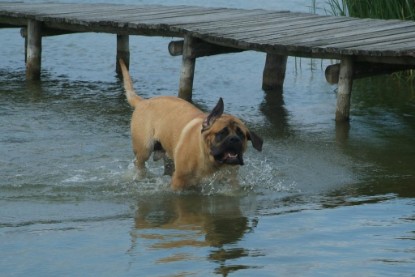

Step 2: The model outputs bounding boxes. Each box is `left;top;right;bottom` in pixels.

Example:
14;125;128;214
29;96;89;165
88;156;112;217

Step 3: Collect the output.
0;0;414;276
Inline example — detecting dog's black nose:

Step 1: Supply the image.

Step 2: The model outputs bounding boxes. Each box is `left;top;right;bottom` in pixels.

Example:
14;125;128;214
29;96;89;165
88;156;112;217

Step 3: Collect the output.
228;135;241;144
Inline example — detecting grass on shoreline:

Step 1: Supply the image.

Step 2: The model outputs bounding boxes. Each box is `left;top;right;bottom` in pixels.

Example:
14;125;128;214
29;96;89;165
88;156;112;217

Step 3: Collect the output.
326;0;415;20
326;0;415;81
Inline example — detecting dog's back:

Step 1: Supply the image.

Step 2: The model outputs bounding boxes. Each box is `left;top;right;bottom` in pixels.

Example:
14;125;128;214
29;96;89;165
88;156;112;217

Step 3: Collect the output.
118;59;205;160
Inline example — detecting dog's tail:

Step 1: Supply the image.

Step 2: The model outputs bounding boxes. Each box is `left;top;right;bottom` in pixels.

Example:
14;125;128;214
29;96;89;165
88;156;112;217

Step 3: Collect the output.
119;59;143;108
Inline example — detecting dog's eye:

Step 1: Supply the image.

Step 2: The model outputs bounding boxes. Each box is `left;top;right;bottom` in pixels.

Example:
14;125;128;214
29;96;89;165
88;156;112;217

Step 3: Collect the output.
216;128;229;142
236;128;245;139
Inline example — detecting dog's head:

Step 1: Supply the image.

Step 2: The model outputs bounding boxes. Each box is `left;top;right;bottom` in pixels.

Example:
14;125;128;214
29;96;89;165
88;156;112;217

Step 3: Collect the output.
201;98;263;165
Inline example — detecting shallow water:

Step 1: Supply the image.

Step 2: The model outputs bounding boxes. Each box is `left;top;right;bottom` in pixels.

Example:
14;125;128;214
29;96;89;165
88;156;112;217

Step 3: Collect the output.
1;0;414;276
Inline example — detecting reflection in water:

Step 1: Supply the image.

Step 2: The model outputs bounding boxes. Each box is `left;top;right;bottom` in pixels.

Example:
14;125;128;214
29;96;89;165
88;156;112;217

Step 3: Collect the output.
131;194;257;275
335;120;351;144
260;88;291;138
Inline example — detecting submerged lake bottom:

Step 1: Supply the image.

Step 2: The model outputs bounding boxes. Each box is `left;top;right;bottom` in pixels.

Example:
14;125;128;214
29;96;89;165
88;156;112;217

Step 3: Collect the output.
0;31;414;275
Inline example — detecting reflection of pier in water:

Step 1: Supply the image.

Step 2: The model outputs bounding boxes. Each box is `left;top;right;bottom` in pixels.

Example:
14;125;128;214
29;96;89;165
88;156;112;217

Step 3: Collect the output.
2;3;415;121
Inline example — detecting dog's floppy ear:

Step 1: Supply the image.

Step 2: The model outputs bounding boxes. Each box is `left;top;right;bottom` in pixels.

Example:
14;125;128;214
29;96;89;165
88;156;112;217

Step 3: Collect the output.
202;98;224;131
247;131;263;151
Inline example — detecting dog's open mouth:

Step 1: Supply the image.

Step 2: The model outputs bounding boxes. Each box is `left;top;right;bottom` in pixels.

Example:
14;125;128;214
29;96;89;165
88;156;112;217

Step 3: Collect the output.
216;151;244;165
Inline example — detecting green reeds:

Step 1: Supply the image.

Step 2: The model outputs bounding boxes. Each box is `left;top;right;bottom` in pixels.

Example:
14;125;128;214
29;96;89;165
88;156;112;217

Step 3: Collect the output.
327;0;415;21
327;0;415;81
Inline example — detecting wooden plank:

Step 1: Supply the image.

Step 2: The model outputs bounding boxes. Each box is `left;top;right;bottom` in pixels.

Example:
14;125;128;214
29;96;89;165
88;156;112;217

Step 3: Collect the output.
263;23;415;55
255;18;384;44
245;21;415;58
2;2;415;63
192;13;324;36
39;6;179;22
173;11;294;30
53;7;221;29
42;20;182;37
320;26;415;49
190;18;361;56
39;7;206;28
119;9;260;26
94;7;229;23
183;12;321;34
67;6;212;21
222;17;358;40
98;8;233;27
278;20;415;47
143;9;277;26
0;17;26;26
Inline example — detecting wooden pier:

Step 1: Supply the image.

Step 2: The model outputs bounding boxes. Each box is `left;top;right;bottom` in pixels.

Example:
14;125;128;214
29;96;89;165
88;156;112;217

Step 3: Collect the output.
2;3;415;121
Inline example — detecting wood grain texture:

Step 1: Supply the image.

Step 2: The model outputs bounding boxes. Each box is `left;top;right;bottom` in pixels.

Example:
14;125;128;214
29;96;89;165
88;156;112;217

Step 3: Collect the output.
2;3;415;62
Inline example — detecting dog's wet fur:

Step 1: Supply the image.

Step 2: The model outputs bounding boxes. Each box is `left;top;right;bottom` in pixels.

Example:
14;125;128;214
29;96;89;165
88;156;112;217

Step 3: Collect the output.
119;59;263;190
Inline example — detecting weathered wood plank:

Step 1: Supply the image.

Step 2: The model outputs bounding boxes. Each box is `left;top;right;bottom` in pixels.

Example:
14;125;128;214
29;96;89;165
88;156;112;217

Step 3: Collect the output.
209;14;346;36
181;12;319;35
174;10;288;30
277;20;415;47
2;2;415;61
225;17;357;41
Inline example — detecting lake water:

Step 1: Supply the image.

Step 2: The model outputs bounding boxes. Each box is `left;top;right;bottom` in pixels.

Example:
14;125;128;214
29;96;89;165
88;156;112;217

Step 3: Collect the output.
1;0;414;276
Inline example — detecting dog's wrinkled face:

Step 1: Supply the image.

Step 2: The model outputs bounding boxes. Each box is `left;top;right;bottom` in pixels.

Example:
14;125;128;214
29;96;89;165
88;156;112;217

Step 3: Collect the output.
207;117;248;165
201;98;263;166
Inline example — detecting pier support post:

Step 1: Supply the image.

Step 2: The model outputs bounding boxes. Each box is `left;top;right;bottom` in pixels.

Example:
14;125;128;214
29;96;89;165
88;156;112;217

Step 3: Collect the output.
262;53;288;91
178;35;196;101
335;57;354;121
26;20;42;80
116;35;130;75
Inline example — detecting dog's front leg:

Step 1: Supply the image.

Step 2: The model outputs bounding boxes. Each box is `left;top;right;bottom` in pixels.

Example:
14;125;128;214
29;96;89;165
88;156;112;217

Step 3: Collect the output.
171;172;188;191
171;163;199;191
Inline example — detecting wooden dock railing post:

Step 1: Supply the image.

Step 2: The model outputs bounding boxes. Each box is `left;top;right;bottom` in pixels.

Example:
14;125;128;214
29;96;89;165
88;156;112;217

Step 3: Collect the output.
262;53;287;91
178;35;196;101
26;19;42;80
335;57;354;121
116;35;129;75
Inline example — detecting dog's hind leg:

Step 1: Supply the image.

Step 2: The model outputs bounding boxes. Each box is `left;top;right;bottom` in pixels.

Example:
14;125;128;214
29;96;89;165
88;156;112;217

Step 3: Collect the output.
152;141;175;176
132;142;152;178
163;156;175;176
152;141;165;162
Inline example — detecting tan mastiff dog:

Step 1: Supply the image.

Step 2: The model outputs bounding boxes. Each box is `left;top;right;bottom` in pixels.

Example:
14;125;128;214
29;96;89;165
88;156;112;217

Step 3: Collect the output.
119;59;263;190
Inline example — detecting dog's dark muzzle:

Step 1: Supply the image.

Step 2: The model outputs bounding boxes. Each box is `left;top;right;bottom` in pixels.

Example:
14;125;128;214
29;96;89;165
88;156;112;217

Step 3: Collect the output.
211;135;244;165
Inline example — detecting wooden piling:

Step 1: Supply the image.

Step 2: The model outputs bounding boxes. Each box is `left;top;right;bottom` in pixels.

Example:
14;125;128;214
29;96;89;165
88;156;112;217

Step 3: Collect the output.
262;53;288;91
178;35;196;101
26;19;42;80
335;57;354;121
116;35;130;75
